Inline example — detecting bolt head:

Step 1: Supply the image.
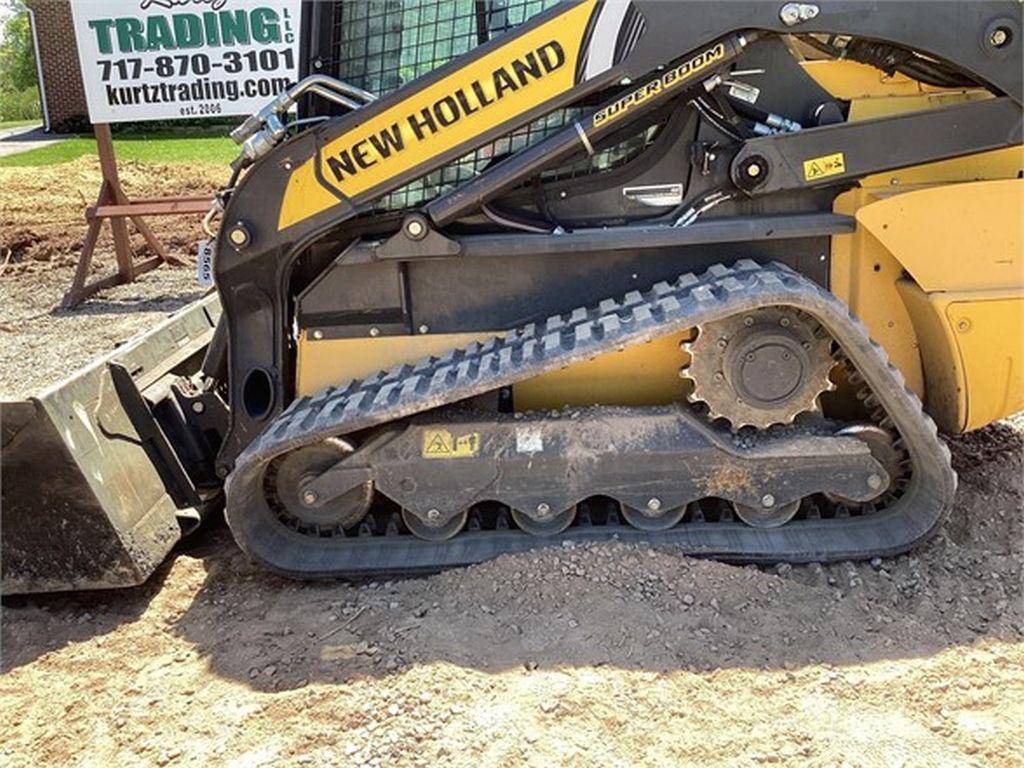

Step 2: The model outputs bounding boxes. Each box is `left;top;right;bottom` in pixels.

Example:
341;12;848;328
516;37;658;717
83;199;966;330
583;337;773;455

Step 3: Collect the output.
743;316;755;327
646;498;662;513
713;372;724;383
369;327;380;337
990;28;1009;47
717;338;728;349
228;226;248;246
779;5;801;25
536;502;551;517
191;401;205;414
418;324;430;335
302;490;318;505
312;329;324;340
867;474;884;491
406;219;425;238
426;508;440;522
761;494;776;508
745;162;762;178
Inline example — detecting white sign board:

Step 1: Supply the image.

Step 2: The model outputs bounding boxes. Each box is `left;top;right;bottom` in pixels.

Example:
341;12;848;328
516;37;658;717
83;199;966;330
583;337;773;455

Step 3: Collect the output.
70;0;300;123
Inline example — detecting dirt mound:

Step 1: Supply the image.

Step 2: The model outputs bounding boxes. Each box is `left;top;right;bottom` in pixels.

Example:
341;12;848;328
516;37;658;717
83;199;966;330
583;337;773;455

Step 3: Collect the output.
0;158;225;272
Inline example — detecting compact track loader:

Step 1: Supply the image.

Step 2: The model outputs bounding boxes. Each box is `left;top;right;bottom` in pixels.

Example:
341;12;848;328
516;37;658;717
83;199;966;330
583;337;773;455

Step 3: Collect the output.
3;0;1023;593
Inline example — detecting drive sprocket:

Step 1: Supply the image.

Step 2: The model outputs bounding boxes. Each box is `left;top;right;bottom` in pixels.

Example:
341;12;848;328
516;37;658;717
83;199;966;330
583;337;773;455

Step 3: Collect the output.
682;307;835;429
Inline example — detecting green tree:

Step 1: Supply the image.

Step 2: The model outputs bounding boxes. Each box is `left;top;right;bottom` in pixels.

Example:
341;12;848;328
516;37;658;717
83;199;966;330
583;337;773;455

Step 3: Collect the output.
0;2;37;91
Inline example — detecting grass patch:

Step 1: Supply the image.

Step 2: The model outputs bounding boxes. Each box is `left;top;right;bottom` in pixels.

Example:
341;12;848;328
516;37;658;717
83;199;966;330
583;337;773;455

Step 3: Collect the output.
0;129;237;167
0;119;40;130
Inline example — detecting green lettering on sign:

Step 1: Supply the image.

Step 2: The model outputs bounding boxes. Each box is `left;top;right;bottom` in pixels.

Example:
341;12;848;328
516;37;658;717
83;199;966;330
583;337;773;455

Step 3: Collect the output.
89;9;283;53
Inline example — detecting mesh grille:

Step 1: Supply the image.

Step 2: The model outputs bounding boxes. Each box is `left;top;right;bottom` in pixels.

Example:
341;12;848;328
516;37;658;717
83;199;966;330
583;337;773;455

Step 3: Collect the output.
318;1;656;212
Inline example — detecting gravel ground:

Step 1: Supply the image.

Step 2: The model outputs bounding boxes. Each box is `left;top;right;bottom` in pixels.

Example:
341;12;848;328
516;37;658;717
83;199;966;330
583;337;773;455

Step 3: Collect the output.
2;426;1021;767
0;158;219;397
1;162;1022;767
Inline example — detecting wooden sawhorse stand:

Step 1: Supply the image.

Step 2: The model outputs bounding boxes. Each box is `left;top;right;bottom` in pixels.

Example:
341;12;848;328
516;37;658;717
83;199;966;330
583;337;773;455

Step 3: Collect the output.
61;124;214;308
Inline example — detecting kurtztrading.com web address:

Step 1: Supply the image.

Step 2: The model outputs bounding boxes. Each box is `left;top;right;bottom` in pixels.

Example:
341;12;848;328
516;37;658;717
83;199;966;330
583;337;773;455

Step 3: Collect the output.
104;76;292;114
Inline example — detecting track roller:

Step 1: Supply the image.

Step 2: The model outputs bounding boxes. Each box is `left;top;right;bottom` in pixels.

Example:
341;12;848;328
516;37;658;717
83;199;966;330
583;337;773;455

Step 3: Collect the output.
511;504;576;536
732;498;800;528
621;501;688;531
402;508;468;541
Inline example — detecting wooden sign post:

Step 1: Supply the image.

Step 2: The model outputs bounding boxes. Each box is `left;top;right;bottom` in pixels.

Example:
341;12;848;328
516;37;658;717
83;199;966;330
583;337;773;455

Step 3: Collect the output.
63;0;300;307
61;124;214;308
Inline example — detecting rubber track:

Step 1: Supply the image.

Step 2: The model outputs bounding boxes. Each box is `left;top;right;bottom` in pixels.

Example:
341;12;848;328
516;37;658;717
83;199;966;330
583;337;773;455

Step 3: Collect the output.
225;260;956;578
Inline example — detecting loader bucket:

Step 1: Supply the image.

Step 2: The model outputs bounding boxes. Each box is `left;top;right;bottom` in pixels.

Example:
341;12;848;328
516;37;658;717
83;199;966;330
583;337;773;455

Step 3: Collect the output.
1;295;221;595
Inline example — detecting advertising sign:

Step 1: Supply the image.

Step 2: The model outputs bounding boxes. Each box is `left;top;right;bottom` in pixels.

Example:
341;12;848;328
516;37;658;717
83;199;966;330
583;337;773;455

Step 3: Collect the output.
70;0;301;123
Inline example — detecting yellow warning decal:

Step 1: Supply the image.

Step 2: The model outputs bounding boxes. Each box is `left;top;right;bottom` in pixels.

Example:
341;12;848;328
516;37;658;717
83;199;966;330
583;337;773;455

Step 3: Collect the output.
422;429;481;459
803;152;846;181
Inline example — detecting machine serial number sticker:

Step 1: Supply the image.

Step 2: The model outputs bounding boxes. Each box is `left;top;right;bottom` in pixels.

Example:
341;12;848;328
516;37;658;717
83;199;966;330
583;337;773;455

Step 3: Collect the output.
196;240;214;287
422;429;480;459
803;152;846;181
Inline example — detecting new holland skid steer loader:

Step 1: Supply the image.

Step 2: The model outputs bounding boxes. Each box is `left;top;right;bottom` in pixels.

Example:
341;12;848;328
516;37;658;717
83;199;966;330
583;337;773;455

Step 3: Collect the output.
3;0;1023;593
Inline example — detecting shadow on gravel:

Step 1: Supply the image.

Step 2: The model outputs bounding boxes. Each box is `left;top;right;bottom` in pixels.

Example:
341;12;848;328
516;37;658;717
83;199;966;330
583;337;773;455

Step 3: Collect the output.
48;290;207;318
1;557;176;673
4;425;1022;687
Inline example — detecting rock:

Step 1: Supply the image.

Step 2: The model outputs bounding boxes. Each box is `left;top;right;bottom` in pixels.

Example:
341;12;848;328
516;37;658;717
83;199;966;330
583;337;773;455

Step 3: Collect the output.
682;593;695;606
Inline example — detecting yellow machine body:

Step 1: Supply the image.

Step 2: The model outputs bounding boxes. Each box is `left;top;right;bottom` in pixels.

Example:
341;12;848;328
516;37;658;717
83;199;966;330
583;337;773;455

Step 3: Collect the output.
295;60;1023;435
